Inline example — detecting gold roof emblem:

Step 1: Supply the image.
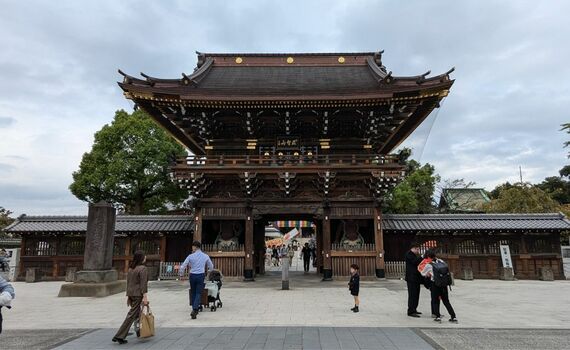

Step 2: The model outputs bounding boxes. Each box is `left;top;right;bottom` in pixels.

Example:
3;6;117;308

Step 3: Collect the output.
286;57;294;64
338;56;345;63
235;57;243;64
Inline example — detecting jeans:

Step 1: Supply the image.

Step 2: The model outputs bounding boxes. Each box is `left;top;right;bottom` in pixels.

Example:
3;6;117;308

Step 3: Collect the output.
190;273;206;311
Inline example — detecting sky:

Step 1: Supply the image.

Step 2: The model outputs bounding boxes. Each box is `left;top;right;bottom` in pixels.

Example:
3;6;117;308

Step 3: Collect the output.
0;1;569;216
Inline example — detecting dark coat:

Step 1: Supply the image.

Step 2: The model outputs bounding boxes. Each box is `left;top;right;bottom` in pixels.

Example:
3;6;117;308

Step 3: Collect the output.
405;250;422;283
348;273;360;296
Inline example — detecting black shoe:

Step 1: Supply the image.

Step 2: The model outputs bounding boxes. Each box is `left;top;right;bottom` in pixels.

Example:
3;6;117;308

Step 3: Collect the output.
434;316;442;322
112;337;128;344
191;310;198;319
449;317;458;323
136;330;140;337
414;311;422;315
407;313;420;318
352;306;359;313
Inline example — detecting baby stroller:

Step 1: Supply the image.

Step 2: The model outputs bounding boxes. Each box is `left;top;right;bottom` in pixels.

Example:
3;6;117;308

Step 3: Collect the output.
197;269;223;312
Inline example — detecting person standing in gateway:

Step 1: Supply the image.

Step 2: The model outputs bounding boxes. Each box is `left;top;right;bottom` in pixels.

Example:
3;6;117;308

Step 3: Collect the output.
180;241;214;319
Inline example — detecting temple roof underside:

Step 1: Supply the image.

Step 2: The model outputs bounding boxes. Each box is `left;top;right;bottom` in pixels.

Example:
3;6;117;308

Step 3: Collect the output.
119;51;454;155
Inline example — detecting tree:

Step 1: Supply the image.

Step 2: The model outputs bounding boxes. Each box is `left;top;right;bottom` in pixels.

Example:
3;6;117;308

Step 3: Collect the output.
562;123;570;158
537;175;570;205
489;182;516;199
482;183;560;213
384;149;440;214
0;206;15;238
70;109;188;214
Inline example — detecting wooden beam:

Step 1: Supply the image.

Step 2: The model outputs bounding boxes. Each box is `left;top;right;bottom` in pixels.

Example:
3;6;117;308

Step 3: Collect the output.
374;207;385;278
244;207;254;280
322;207;332;280
194;208;203;243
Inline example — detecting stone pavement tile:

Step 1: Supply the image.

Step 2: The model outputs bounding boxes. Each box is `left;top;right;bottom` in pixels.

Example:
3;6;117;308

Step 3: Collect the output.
263;339;284;349
420;328;570;350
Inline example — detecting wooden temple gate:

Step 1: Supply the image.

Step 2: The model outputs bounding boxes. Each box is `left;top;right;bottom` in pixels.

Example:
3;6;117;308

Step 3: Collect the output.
119;51;454;279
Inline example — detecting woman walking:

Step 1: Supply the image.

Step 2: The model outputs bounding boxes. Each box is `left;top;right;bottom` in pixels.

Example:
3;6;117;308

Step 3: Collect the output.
113;250;149;344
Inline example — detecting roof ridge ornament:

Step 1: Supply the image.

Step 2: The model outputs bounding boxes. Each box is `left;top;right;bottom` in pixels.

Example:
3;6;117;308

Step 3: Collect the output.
366;56;388;83
182;57;214;86
440;67;456;82
416;71;431;85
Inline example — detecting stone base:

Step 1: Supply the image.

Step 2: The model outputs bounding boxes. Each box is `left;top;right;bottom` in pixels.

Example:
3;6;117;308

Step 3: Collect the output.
58;280;126;298
539;267;554;281
282;280;289;290
461;267;474;280
375;268;385;279
499;267;515;281
75;270;118;283
243;269;254;281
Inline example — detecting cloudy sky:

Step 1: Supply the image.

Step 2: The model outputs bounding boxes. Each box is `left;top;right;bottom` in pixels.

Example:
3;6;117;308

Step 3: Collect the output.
1;1;569;216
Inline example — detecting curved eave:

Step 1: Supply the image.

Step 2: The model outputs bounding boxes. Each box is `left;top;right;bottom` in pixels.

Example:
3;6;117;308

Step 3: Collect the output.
118;79;453;107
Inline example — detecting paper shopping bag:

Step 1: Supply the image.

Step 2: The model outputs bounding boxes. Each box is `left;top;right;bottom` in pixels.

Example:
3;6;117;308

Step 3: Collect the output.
139;304;155;338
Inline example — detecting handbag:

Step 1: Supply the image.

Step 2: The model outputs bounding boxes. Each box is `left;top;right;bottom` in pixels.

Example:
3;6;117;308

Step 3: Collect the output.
139;304;155;338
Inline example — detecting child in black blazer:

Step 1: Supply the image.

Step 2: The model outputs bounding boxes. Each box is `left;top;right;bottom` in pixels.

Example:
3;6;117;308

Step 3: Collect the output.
348;264;360;312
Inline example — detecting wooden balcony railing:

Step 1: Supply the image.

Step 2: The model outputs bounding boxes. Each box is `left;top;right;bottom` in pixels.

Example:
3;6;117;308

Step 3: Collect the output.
176;154;401;168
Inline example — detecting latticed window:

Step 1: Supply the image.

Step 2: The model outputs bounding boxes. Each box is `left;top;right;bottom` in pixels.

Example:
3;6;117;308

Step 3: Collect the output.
487;239;519;255
456;240;482;255
419;240;438;255
113;240;126;256
26;240;56;256
532;239;552;253
59;240;85;256
133;240;160;255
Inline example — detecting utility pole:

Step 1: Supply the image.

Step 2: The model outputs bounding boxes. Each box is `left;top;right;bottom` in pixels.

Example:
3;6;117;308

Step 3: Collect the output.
519;166;523;184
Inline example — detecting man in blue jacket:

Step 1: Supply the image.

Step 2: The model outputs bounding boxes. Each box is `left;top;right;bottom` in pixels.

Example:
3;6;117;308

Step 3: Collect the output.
0;275;15;334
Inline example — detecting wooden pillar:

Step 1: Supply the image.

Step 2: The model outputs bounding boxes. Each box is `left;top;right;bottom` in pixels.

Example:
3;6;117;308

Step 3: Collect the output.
374;207;385;278
53;237;60;278
19;235;26;278
194;207;203;243
160;235;167;262
322;208;332;280
244;208;254;281
124;237;131;274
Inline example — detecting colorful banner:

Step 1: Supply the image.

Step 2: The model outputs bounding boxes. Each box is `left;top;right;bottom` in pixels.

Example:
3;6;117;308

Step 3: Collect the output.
273;220;313;228
283;228;300;241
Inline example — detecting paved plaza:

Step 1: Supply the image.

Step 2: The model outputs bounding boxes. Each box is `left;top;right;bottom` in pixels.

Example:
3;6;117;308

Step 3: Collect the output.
1;275;569;349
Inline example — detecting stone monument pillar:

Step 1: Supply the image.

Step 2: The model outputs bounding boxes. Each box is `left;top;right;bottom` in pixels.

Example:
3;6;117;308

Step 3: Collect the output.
58;201;126;297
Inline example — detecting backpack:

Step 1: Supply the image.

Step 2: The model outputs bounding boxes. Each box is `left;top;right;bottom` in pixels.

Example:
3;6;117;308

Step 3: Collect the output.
431;260;452;288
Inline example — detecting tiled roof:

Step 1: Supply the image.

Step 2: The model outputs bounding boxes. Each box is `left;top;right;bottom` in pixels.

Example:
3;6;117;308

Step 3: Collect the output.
4;215;194;234
383;213;570;232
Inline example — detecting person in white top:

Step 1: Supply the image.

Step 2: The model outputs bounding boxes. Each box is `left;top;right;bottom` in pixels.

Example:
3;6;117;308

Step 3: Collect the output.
420;250;458;323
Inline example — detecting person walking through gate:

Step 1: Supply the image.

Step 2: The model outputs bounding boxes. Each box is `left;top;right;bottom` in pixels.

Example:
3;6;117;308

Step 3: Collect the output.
301;243;312;272
420;250;458;323
113;250;148;344
405;243;423;317
179;241;214;320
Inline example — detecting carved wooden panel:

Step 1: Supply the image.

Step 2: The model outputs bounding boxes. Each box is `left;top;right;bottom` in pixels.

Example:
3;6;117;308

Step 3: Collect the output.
203;207;246;218
330;207;374;218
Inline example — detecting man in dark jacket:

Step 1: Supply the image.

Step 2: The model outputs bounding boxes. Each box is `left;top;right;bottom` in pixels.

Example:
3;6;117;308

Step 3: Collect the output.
405;243;423;317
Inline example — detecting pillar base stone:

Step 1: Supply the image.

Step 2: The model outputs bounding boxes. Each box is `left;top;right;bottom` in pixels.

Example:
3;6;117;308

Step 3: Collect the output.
322;269;333;281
